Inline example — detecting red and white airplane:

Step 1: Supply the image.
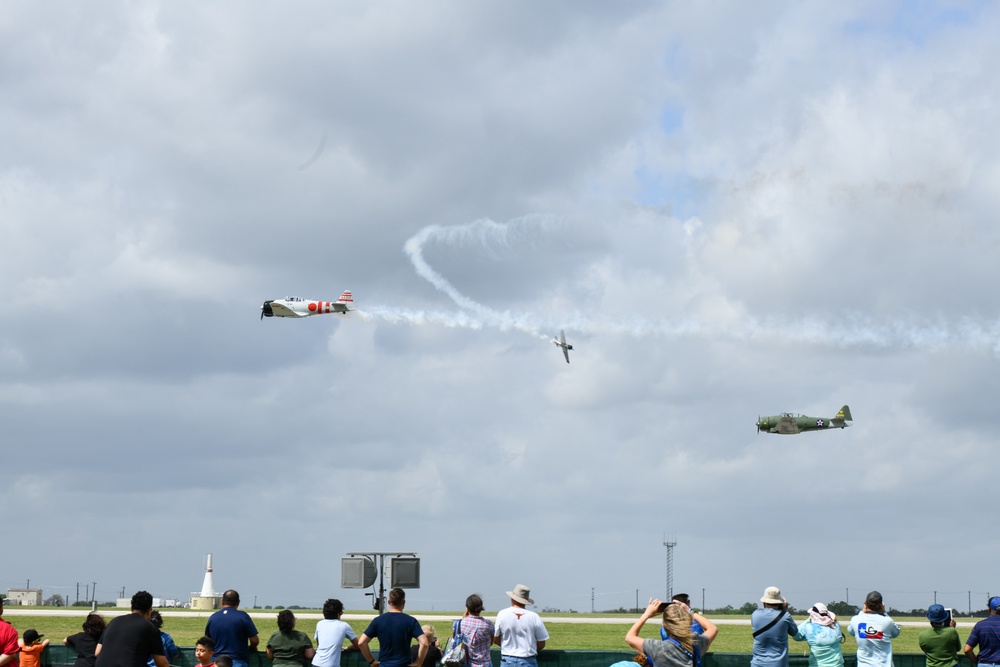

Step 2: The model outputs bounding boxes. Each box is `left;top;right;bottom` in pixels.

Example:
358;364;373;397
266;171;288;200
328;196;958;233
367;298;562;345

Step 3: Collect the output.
261;291;354;320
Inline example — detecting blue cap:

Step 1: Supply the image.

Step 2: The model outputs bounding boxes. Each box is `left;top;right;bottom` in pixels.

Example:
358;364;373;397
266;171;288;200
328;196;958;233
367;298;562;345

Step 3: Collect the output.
927;604;948;623
990;597;1000;611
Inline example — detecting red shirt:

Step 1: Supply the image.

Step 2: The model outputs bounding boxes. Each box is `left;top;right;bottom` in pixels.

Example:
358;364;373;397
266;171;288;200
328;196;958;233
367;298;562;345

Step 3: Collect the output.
0;619;19;663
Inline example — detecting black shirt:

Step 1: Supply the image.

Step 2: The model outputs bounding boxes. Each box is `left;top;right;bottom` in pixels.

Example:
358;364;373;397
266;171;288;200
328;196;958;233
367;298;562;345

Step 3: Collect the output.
96;614;164;667
66;632;101;667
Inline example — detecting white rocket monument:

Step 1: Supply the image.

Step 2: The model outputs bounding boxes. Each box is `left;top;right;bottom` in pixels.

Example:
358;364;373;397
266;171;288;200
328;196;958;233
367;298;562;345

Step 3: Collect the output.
200;553;217;597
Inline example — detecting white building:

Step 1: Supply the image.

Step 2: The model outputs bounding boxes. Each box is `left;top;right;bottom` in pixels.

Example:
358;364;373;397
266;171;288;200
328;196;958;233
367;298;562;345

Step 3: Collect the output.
6;589;43;606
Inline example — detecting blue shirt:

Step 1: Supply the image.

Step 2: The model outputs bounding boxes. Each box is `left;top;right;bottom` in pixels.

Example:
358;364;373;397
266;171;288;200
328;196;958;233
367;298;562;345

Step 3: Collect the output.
205;608;259;661
793;622;844;667
148;633;180;667
362;612;423;667
751;609;798;667
967;615;1000;664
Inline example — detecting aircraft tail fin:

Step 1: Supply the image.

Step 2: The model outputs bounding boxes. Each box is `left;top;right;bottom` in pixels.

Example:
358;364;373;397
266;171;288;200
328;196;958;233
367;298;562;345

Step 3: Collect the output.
834;405;852;422
336;290;354;310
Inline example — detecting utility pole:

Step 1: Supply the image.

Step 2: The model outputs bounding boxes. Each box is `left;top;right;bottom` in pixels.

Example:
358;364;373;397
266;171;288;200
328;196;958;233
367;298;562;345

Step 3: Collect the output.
846;588;849;606
76;583;80;605
662;534;677;600
702;588;705;612
591;588;594;613
934;591;938;604
635;590;639;613
92;582;97;604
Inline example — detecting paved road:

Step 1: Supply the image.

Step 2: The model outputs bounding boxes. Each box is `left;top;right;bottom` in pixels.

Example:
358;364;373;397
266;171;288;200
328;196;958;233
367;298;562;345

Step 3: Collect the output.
0;609;978;628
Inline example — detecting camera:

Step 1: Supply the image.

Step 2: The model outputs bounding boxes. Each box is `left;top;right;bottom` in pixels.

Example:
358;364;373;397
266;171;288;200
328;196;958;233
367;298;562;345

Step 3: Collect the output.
945;608;954;623
656;601;674;613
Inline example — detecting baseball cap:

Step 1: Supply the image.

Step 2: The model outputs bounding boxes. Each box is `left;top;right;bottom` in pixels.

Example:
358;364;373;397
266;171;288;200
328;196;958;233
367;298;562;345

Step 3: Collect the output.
865;591;883;605
23;629;43;644
989;597;1000;611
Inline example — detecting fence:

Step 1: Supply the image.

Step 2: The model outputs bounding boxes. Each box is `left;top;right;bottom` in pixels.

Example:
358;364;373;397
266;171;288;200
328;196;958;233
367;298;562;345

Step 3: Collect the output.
38;645;973;667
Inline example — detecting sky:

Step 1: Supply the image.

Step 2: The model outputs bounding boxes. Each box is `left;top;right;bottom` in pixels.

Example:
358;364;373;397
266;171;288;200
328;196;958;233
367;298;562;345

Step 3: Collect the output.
3;0;1000;617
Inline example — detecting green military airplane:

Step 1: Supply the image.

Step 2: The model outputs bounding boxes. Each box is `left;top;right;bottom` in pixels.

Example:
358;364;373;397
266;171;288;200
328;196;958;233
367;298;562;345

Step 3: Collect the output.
756;405;853;435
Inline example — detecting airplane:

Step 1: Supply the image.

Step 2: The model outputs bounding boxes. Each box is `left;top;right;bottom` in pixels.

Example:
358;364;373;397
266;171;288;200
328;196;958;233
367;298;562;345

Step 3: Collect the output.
261;290;354;320
553;330;573;363
756;405;853;435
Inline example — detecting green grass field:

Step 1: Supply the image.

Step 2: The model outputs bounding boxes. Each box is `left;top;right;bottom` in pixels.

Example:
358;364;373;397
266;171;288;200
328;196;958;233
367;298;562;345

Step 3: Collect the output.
3;611;964;655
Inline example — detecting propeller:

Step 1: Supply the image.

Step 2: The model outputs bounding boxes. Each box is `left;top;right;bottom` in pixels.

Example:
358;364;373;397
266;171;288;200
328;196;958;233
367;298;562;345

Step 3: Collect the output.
260;301;274;320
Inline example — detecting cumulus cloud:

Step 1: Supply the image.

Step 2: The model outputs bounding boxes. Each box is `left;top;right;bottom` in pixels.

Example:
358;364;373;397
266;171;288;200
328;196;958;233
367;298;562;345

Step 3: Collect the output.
2;1;999;612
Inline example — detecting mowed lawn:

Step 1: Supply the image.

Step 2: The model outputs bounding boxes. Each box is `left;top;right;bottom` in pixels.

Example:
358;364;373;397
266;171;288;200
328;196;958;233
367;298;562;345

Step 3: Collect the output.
5;611;960;655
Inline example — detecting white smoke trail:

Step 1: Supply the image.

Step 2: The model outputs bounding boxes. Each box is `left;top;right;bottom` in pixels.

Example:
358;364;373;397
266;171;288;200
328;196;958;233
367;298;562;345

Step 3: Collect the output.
396;217;558;341
355;305;485;331
360;216;1000;355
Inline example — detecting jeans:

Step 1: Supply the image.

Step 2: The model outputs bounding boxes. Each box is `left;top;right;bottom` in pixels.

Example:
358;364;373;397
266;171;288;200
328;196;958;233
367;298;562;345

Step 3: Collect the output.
500;656;538;667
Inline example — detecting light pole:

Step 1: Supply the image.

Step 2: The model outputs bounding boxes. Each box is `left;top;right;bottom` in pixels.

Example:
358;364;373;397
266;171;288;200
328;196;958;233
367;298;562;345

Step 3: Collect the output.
662;534;677;600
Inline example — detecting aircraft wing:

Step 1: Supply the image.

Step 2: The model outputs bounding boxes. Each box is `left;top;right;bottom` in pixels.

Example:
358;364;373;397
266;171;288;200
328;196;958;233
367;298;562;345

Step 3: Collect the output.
562;345;570;364
269;302;306;317
329;302;350;313
775;414;799;434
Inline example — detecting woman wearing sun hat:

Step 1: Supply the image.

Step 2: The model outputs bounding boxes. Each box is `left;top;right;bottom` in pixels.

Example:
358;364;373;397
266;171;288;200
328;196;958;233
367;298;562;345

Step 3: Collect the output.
793;603;844;667
751;586;798;667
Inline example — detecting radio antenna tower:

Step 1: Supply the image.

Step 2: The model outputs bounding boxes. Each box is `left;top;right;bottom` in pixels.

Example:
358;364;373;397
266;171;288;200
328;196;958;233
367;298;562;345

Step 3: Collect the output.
663;533;677;600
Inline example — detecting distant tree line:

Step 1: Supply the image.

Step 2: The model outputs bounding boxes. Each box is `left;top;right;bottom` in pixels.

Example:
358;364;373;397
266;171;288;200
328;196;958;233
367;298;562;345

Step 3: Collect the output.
595;599;994;617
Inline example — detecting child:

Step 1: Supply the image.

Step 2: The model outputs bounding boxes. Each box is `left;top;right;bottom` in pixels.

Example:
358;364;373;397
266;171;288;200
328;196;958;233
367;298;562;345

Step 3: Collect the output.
19;629;50;667
195;636;216;667
148;611;181;667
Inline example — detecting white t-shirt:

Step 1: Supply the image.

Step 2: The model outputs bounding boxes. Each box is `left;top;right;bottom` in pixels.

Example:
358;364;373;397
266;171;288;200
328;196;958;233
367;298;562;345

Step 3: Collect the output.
494;606;549;657
313;619;357;667
849;612;900;667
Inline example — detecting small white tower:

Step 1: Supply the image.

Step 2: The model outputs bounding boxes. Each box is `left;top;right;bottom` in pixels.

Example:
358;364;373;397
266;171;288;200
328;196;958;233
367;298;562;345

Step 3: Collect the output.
190;553;222;610
200;553;217;597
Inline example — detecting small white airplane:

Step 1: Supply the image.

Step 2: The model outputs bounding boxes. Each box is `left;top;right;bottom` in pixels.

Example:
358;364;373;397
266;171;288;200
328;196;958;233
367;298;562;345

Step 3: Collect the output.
261;291;354;320
553;330;573;363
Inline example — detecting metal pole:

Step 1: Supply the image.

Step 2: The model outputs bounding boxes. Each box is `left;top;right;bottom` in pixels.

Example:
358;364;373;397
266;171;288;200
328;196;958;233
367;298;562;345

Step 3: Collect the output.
662;535;677;600
702;588;705;612
377;555;386;615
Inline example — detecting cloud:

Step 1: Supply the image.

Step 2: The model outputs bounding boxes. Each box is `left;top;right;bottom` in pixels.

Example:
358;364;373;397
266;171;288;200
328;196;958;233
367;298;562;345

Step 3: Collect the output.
3;1;1000;613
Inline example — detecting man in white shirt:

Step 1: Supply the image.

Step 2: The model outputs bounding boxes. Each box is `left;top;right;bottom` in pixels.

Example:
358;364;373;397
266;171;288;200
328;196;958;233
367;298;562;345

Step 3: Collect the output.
849;591;901;667
493;584;549;667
